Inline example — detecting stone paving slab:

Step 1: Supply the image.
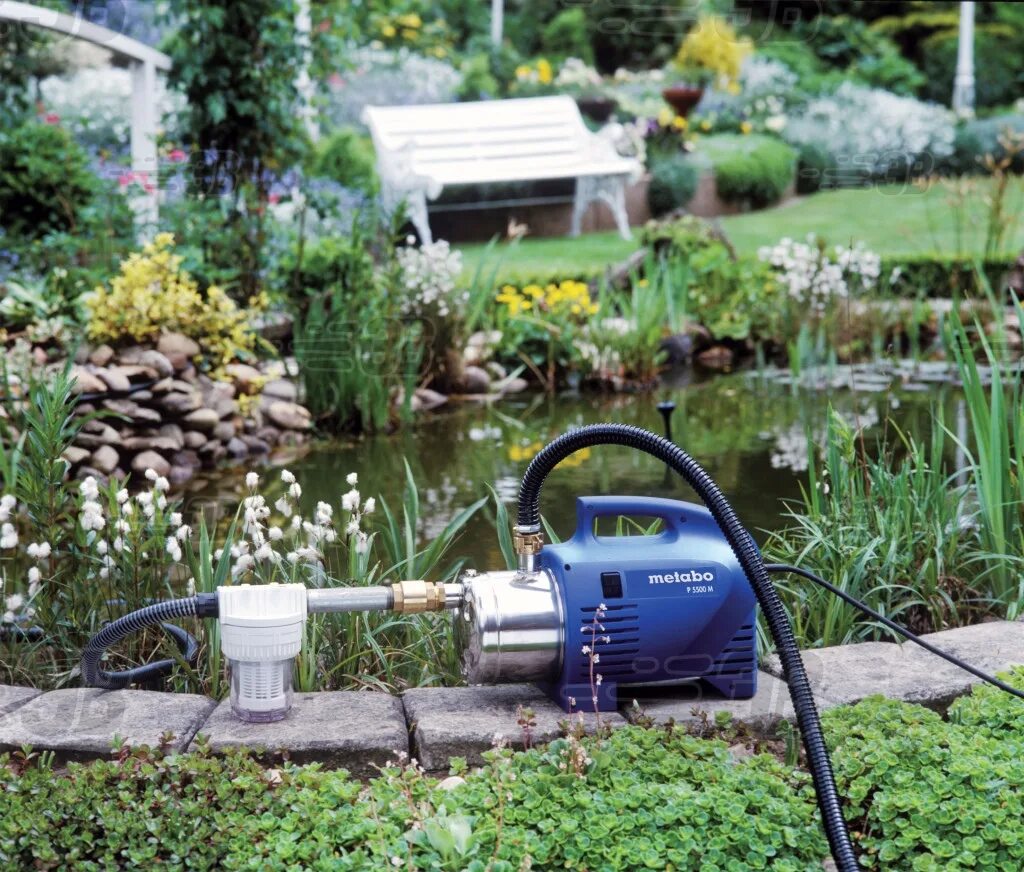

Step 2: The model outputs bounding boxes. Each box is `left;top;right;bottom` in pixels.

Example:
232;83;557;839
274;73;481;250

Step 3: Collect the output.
0;685;41;717
403;684;627;771
764;622;1024;711
192;691;407;776
622;672;795;730
0;688;215;761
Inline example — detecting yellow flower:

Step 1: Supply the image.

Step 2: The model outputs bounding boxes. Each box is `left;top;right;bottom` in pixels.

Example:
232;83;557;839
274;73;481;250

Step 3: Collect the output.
523;284;544;299
637;278;649;288
537;58;553;85
726;81;741;95
401;28;418;41
381;23;396;37
515;64;531;80
397;13;422;28
657;107;673;127
739;121;753;134
671;115;688;131
700;119;712;131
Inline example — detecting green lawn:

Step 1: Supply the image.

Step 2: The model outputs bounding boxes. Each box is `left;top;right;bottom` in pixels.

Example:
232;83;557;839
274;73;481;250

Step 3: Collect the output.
456;181;1024;284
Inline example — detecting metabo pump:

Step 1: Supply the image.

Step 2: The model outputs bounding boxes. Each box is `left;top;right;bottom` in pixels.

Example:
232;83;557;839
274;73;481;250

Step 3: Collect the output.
82;423;1024;872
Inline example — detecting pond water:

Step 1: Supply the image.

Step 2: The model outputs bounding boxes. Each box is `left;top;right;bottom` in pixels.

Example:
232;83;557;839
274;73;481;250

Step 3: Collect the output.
188;365;966;573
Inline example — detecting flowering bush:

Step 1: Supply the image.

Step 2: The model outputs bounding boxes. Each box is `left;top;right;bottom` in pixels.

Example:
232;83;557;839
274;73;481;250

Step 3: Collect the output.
672;15;751;90
493;280;599;387
324;47;462;128
758;235;881;312
85;233;266;376
394;238;465;319
511;58;555;95
553;57;603;95
39;68;182;156
783;83;954;185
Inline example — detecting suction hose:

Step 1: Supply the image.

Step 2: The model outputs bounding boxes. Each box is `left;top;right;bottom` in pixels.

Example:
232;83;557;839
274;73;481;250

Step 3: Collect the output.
516;424;858;871
81;594;217;689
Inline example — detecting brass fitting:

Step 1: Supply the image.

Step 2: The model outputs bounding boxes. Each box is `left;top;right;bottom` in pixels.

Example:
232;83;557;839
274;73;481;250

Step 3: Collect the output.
391;580;448;613
512;528;544;574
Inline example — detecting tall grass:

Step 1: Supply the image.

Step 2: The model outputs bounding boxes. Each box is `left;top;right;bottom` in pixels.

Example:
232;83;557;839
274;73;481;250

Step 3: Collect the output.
765;410;976;648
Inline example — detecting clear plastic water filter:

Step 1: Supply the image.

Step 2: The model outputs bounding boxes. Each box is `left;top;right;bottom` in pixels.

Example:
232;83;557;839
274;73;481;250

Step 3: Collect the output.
218;583;306;723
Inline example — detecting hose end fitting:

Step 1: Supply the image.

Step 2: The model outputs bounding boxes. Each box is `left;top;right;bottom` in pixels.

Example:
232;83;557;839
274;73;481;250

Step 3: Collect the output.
513;526;544;573
391;580;450;613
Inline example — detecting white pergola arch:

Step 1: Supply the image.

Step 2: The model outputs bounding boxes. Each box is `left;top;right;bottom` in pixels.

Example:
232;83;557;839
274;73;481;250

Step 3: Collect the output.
0;0;172;225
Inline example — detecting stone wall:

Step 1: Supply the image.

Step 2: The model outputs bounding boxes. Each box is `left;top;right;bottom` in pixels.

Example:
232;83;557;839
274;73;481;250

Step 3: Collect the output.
1;620;1021;774
58;334;313;487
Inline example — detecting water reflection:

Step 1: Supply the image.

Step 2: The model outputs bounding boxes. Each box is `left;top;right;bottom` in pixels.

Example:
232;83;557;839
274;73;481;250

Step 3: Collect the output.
188;369;954;571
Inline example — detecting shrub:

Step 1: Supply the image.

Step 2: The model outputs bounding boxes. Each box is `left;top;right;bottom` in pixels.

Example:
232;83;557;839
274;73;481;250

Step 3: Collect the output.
540;8;592;64
279;233;379;304
947;113;1024;175
783;83;955;186
647;155;699;216
793;141;833;194
85;233;265;375
701;134;796;208
307;128;379;195
672;14;751;89
881;253;1015;298
920;28;1024;109
0;121;98;238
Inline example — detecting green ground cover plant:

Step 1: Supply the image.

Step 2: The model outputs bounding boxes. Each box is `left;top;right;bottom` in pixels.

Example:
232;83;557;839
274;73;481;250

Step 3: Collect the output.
4;677;1024;870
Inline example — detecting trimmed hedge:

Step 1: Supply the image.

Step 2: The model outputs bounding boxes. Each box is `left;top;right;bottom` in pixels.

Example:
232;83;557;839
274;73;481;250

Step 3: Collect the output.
699;134;796;209
4;674;1024;870
882;253;1015;298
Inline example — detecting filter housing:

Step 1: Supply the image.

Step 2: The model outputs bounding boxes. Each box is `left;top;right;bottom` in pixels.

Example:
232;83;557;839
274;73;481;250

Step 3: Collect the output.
219;583;306;722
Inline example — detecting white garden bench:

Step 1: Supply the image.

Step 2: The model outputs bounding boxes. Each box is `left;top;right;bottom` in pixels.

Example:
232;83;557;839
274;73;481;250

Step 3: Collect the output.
362;96;642;244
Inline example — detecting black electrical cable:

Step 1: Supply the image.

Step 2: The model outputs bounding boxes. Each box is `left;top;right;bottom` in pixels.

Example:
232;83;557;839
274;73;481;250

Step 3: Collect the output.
81;594;218;689
517;424;858;872
765;563;1024;702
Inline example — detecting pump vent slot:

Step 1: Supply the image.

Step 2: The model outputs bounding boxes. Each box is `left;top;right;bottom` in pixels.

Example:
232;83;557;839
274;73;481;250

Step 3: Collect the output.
577;605;642;678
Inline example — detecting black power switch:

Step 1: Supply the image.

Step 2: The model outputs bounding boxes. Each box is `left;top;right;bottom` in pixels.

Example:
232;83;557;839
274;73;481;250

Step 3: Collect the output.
600;571;623;599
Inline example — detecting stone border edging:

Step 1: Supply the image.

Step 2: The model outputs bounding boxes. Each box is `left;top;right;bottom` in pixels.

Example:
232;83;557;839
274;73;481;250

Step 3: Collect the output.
1;621;1021;773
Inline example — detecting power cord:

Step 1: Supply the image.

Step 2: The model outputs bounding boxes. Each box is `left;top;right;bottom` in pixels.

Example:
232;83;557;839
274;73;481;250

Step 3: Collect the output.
765;563;1024;702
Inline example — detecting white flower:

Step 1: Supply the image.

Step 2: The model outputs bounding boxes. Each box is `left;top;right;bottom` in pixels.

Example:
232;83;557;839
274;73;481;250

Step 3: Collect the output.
26;542;51;559
233;554;254;574
145;468;158;482
281;469;296;484
115;488;129;504
363;497;375;514
341;489;360;512
186;577;196;596
245;472;259;490
274;496;293;517
315;501;333;525
268;526;283;541
113;536;124;553
27;566;40;585
345;518;360;537
286;551;299;564
165;536;182;563
354;531;369;554
176;525;191;542
154;477;170;493
255;543;273;561
79;476;99;501
346;472;358;486
80;501;105;532
96;540;108;556
170;512;183;528
0;494;16;523
288;482;302;500
5;593;24;612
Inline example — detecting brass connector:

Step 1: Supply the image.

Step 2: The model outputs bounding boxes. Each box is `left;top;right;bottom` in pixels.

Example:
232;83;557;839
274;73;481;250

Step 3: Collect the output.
391;580;447;613
512;531;544;557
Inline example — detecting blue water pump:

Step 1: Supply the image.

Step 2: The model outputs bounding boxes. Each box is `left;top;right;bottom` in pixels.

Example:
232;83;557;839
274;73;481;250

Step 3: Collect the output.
458;496;757;714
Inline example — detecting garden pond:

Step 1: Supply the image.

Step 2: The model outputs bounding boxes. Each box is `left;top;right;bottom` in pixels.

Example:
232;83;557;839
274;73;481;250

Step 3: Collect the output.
187;362;970;571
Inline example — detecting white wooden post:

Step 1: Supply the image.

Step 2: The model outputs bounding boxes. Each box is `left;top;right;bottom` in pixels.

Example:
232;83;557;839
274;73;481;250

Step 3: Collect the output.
490;0;503;46
952;1;975;117
295;0;319;142
129;58;159;231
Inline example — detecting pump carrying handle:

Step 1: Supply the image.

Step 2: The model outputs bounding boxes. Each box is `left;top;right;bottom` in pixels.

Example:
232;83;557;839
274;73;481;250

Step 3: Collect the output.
571;495;689;543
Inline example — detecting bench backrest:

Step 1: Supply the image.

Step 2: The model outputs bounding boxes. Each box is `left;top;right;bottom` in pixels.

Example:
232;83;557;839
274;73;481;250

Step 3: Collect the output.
363;95;595;183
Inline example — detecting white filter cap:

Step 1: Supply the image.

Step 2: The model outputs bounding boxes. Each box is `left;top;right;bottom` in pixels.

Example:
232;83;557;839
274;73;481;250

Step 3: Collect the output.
219;583;307;661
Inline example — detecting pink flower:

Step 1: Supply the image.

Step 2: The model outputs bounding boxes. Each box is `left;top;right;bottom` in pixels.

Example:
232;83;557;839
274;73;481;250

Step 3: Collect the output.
268;192;281;205
44;112;60;125
118;172;136;189
329;72;344;88
168;148;187;163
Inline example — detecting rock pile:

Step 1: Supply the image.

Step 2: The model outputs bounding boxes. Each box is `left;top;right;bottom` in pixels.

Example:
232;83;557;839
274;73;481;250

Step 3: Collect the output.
62;333;312;487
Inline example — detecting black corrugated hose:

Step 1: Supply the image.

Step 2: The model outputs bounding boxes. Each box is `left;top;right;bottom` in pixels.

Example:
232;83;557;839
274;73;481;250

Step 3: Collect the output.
81;595;218;689
516;424;858;871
